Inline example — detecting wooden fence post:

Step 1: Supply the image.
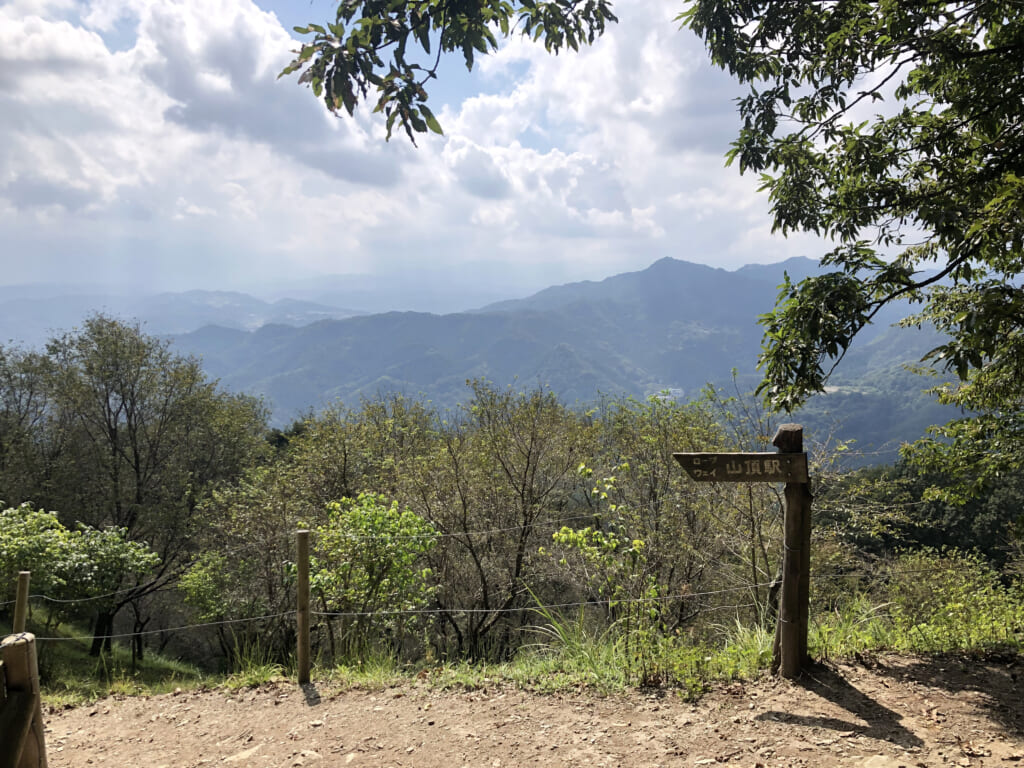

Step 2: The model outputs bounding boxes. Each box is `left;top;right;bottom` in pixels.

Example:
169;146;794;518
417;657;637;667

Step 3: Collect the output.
13;572;30;634
1;633;48;768
297;530;310;685
772;424;813;678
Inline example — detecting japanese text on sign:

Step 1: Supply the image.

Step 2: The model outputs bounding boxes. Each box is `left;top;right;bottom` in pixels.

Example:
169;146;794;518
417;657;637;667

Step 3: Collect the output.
673;452;808;483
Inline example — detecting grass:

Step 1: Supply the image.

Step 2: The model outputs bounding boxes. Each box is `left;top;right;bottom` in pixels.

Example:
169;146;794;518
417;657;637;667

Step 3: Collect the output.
29;601;1022;708
30;619;206;707
316;618;777;701
223;660;287;690
23;551;1024;707
810;551;1024;659
518;604;627;692
328;657;405;688
222;637;289;690
810;594;895;660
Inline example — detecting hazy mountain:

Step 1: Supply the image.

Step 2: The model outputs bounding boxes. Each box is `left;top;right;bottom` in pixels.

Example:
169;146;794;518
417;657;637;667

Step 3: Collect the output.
170;256;955;464
482;256;768;320
0;288;364;348
255;260;569;314
0;260;575;345
733;256;823;285
1;257;951;464
175;258;783;418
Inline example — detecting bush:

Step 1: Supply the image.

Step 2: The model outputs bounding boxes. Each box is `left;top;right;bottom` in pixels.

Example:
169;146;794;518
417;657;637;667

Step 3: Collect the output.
313;493;437;661
0;503;159;624
885;550;1024;652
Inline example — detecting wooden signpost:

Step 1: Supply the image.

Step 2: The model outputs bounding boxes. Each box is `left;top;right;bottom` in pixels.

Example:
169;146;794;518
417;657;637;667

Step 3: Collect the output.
674;452;808;484
1;633;48;768
674;424;813;678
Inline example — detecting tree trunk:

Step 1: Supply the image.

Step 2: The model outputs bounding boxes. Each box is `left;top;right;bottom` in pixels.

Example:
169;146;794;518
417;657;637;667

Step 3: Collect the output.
90;611;114;657
131;614;150;667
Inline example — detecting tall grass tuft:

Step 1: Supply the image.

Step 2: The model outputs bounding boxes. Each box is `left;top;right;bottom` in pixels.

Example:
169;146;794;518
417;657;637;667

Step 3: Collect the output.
224;637;286;690
810;594;893;659
523;603;626;691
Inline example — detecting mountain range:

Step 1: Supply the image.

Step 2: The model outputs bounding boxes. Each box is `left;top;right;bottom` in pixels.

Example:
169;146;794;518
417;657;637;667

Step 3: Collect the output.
0;287;364;348
166;257;953;462
172;257;794;416
0;257;953;464
0;260;563;349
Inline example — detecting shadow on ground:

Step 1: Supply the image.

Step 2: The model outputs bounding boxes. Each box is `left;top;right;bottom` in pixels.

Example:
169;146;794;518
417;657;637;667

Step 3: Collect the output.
301;682;321;707
757;661;924;749
864;651;1023;738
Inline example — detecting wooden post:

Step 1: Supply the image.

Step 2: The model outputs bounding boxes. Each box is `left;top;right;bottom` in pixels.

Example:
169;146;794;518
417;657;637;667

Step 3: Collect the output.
296;530;310;685
797;456;813;666
0;690;35;768
13;572;30;634
772;424;813;678
1;633;48;768
674;434;813;678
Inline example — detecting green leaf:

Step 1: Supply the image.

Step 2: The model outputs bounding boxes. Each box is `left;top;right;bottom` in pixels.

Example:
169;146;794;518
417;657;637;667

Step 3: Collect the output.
420;104;443;135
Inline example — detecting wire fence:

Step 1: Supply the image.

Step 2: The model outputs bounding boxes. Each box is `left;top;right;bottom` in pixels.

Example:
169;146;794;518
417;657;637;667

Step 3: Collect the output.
30;613;297;643
1;563;962;610
19;583;775;642
3;565;973;644
0;578;166;608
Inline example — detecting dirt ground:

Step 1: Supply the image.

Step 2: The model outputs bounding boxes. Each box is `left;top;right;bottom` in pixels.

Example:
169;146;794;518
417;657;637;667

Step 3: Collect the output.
45;654;1023;768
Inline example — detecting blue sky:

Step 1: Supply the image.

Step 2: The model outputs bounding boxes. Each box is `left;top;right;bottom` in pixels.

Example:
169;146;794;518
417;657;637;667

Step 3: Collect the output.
0;0;827;296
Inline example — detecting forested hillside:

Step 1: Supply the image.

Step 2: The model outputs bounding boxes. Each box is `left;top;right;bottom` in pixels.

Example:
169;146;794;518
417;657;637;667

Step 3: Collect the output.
170;257;950;461
2;319;1020;690
173;257;781;414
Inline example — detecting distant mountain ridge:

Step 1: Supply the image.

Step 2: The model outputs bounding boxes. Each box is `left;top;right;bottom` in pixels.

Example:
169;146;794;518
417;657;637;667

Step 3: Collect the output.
0;288;364;348
167;256;954;463
174;258;789;417
1;257;952;464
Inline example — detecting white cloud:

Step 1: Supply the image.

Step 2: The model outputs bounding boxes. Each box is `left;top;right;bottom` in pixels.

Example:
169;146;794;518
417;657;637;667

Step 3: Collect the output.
0;0;826;295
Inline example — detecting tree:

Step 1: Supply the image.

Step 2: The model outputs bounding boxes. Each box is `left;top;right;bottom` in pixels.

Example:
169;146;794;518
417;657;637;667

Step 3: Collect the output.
680;0;1024;496
587;394;733;628
285;0;1024;497
406;381;591;659
0;503;159;634
0;346;53;504
281;0;616;140
179;462;300;665
313;493;437;659
6;316;268;654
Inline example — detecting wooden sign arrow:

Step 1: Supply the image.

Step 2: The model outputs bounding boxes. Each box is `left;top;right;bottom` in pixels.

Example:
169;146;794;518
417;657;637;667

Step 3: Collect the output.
673;452;808;483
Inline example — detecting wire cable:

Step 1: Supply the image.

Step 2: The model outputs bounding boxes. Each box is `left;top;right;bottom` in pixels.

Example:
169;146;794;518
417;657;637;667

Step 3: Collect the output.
33;611;297;643
313;513;637;543
7;566;959;613
312;581;779;619
32;579;165;605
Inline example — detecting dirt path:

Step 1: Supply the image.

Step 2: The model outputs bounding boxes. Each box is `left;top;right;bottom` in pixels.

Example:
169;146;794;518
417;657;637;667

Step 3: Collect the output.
46;655;1024;767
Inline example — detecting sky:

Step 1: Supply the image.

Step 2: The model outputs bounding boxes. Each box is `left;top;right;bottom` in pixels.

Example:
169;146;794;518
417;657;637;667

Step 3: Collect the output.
0;0;828;296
